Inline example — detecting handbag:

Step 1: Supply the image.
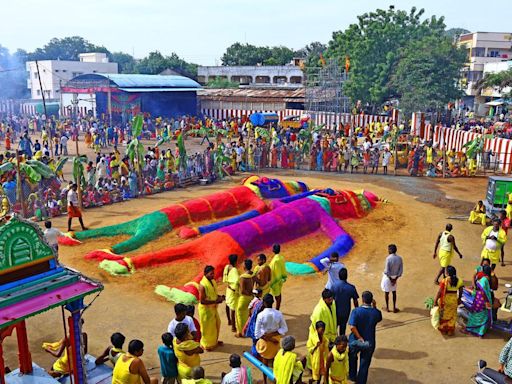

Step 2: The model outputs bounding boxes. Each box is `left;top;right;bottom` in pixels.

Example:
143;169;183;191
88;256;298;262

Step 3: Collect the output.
430;306;440;329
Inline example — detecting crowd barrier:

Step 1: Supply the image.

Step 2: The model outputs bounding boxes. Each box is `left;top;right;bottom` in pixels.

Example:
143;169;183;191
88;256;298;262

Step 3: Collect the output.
200;108;390;129
423;125;512;174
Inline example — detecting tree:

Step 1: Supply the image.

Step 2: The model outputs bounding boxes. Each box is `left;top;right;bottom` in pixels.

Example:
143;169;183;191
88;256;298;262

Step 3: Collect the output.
29;36;110;61
206;77;239;88
135;51;197;78
326;6;447;108
391;35;466;116
475;68;512;98
110;52;136;73
221;43;295;66
445;28;471;40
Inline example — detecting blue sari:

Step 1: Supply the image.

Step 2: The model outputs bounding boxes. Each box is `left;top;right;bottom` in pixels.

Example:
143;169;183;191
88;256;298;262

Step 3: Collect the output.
244;299;263;356
466;277;493;336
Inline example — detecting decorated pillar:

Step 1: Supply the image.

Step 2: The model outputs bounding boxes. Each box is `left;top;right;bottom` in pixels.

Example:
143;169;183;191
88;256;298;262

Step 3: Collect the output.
15;321;32;374
0;324;16;384
66;299;86;384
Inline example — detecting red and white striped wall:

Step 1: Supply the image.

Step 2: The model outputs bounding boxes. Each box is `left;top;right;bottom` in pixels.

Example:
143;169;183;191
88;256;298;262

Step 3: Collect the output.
200;108;389;129
424;125;512;174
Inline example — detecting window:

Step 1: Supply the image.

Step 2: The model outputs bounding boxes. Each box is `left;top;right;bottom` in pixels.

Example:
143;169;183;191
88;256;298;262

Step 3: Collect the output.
34;72;39;79
467;70;483;82
488;50;500;57
62;69;67;73
471;47;485;57
55;69;59;72
36;90;41;96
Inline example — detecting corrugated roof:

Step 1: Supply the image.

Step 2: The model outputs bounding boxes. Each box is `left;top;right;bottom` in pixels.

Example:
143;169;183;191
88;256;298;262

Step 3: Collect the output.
70;73;201;89
119;87;199;93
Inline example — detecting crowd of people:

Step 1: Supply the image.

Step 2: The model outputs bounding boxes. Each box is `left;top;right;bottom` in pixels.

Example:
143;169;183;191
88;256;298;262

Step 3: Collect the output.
39;242;404;384
1;111;499;226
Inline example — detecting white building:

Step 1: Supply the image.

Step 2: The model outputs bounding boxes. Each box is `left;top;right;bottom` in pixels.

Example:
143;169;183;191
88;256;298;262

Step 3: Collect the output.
457;32;512;114
26;53;118;100
197;63;304;87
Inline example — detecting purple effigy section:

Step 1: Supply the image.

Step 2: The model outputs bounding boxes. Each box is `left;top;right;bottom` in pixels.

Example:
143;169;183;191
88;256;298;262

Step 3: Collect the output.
219;198;345;255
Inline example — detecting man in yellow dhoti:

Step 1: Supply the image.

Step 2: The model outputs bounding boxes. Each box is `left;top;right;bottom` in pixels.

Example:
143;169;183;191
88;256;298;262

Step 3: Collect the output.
469;200;487;226
309;289;338;344
198;266;224;351
236;259;255;337
254;254;271;296
326;335;349;384
481;219;508;268
433;224;463;284
274;336;305;384
222;254;239;333
269;244;287;310
307;321;329;383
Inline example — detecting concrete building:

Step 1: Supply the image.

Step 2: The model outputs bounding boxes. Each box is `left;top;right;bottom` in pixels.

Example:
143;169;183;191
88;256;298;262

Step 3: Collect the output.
197;65;304;87
457;32;512;113
26;52;118;100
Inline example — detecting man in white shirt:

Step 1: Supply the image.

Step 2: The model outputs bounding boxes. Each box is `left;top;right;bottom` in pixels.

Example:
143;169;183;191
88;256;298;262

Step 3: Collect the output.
43;220;63;255
60;135;69;156
254;294;288;364
67;183;87;232
320;252;345;290
221;354;251;384
167;303;198;340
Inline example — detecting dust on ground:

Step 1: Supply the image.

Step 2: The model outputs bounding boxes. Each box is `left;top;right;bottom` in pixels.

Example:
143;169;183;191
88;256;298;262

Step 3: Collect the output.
5;159;509;383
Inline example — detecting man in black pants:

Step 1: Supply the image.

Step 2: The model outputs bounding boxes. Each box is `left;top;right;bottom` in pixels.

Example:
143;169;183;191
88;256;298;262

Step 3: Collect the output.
348;291;382;384
331;267;359;335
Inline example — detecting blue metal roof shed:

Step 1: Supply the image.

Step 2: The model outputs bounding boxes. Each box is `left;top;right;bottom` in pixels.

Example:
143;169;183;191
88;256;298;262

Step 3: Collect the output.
62;73;201;121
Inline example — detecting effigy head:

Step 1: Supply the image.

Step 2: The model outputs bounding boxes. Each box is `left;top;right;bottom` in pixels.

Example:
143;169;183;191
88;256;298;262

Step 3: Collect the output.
242;176;308;199
312;189;379;219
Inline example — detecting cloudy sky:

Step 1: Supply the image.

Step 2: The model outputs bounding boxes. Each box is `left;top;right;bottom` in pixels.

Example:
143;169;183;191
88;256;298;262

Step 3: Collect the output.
2;0;511;64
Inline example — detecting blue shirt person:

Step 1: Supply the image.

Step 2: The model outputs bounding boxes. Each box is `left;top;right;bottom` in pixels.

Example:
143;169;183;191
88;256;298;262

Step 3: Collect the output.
331;267;359;335
158;333;178;383
348;291;382;384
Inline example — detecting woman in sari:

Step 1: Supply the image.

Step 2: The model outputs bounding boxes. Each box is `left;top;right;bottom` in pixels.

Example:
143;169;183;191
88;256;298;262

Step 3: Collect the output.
244;289;264;356
173;323;204;380
465;264;493;337
434;266;463;335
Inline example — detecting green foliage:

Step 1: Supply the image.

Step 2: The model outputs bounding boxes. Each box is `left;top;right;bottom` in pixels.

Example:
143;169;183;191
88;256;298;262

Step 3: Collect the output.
444;28;471;40
132;115;144;138
326;6;451;108
72;155;87;189
29;36;109;61
391;35;466;116
110;52;136;73
206;77;239;88
424;297;434;310
221;43;295;66
135;51;197;78
475;68;512;98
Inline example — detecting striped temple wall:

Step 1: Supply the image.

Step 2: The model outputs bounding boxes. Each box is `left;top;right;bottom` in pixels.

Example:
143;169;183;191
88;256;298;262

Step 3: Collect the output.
424;125;512;174
200;108;390;129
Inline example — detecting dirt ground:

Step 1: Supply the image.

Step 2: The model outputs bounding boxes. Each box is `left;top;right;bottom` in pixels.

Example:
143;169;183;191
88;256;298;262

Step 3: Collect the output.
3;137;510;383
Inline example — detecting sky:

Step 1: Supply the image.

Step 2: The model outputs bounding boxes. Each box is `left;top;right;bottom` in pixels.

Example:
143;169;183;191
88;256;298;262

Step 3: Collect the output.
2;0;512;65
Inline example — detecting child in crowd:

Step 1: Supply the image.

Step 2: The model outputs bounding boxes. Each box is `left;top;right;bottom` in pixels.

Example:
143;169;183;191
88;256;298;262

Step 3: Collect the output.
325;335;349;384
95;332;126;366
186;305;201;343
307;321;329;384
158;333;178;384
